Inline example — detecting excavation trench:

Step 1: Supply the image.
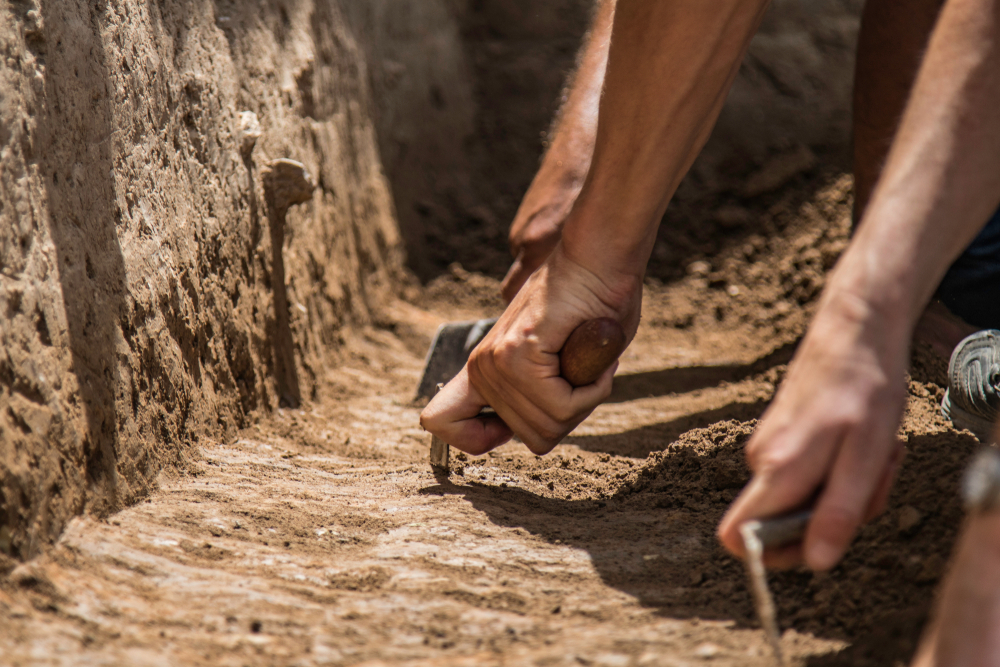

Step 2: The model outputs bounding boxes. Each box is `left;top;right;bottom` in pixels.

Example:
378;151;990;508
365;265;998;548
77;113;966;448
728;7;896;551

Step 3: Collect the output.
0;175;980;666
0;1;975;665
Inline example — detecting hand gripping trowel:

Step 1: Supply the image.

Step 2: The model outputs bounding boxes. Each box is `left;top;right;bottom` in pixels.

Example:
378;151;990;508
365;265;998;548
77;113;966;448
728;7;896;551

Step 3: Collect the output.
416;317;628;471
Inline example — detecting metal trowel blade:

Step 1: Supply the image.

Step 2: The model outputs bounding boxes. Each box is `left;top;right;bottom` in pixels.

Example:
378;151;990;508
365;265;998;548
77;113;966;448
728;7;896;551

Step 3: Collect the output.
416;317;498;400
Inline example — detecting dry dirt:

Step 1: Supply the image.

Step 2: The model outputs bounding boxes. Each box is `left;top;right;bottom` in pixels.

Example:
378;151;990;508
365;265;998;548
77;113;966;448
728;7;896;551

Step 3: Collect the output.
0;0;867;560
0;175;983;666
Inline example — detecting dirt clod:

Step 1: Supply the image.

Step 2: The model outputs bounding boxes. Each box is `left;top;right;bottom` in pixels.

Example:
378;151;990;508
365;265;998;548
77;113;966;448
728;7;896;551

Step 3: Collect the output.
898;506;924;534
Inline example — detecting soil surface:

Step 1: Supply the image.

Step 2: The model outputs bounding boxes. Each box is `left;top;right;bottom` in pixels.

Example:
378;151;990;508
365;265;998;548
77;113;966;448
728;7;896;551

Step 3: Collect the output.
0;175;982;666
0;0;865;561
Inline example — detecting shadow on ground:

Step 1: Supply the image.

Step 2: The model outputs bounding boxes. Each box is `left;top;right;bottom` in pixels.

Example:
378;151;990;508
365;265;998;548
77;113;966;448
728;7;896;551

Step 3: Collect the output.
607;341;797;403
423;418;980;667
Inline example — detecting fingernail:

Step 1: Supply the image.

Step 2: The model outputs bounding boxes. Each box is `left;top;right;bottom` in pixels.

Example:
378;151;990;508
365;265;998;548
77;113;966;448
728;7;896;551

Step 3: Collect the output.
806;538;841;571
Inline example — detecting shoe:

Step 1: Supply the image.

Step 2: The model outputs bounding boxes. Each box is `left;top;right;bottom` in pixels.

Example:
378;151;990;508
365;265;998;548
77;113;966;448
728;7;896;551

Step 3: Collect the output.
942;330;1000;443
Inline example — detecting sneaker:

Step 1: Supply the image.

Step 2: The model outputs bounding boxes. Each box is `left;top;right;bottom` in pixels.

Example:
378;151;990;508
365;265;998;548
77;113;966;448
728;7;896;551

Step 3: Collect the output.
941;330;1000;443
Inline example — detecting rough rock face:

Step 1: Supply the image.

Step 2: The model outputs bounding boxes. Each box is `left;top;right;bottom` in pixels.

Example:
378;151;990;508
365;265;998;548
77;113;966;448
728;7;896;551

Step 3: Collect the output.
0;0;404;558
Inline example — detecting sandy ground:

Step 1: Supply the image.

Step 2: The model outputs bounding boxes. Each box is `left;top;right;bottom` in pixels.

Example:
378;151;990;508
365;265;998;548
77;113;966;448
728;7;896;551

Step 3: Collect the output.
0;176;983;666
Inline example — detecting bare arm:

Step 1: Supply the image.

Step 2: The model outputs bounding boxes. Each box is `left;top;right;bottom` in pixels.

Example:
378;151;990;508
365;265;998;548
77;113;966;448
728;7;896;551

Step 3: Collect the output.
501;0;616;303
422;0;771;454
501;0;612;302
719;0;1000;571
565;0;771;280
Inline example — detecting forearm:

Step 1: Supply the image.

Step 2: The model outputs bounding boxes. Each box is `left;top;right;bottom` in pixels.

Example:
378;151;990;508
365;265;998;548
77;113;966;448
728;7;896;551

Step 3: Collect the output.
833;0;1000;329
562;0;771;280
541;0;615;186
503;0;614;300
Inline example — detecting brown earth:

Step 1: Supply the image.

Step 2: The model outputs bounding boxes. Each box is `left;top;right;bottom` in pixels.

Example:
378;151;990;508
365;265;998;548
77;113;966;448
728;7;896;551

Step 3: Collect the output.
2;1;984;665
0;174;984;665
0;0;405;559
0;0;867;558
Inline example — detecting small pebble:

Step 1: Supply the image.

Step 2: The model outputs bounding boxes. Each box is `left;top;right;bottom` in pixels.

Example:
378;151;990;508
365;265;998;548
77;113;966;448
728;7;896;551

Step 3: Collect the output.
694;642;721;659
898;505;923;533
687;260;711;276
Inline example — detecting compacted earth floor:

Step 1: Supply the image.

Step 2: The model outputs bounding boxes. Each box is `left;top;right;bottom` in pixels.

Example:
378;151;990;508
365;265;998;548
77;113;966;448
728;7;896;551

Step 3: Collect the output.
0;177;983;666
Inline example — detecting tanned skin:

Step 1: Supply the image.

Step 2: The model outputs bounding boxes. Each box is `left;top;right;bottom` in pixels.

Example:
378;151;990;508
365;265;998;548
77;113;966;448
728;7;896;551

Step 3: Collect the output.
853;0;978;356
425;0;1000;661
912;495;1000;666
718;0;1000;571
422;0;772;455
500;0;615;303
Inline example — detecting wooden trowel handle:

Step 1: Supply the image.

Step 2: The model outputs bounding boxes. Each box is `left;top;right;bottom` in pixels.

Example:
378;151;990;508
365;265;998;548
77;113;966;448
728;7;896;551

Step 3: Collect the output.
559;318;627;387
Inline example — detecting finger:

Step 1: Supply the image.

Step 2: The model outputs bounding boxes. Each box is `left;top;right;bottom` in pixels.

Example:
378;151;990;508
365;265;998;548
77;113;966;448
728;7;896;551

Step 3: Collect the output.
804;428;899;571
761;543;805;570
419;367;514;455
717;422;844;560
464;349;571;454
497;355;614;432
489;365;614;455
472;353;617;455
864;441;905;522
488;336;617;416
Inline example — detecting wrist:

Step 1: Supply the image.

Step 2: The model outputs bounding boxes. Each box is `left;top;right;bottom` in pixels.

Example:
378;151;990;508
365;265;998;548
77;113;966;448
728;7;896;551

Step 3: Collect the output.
820;239;927;339
547;241;644;317
812;277;917;363
559;198;657;285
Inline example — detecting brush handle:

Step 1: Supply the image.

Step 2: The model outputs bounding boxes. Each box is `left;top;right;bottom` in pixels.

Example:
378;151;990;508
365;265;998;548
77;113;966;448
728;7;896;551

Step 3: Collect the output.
559;318;627;387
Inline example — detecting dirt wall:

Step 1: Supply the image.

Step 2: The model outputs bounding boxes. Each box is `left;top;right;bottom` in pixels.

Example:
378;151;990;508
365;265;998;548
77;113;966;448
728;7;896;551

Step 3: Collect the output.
366;0;864;280
0;0;864;560
0;0;404;559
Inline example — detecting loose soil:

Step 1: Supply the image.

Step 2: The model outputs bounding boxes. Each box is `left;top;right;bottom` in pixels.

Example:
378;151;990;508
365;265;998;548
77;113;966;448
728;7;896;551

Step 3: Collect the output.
0;175;983;666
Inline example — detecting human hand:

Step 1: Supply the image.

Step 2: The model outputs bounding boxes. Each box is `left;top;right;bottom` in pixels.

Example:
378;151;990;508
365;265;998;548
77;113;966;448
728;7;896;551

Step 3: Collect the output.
500;165;587;304
501;206;565;304
421;244;641;455
717;290;910;570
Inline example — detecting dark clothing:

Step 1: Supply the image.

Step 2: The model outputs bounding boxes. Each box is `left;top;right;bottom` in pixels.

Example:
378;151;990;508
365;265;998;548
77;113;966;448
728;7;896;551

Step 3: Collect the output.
937;206;1000;329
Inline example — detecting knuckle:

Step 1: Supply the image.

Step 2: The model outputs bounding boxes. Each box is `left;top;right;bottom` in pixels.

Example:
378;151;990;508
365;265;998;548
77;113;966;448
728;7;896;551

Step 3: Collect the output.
535;422;565;446
466;352;486;386
462;441;494;457
492;338;519;371
549;403;579;425
525;439;557;456
598;381;613;402
748;446;797;477
744;436;764;465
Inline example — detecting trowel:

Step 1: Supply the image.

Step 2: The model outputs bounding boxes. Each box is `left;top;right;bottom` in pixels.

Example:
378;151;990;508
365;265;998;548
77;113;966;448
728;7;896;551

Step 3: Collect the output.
415;317;500;402
740;511;811;665
417;317;627;470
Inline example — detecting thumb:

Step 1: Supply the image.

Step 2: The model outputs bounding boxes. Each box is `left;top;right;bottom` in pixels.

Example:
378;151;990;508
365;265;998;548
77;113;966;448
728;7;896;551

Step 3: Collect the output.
419;366;514;455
